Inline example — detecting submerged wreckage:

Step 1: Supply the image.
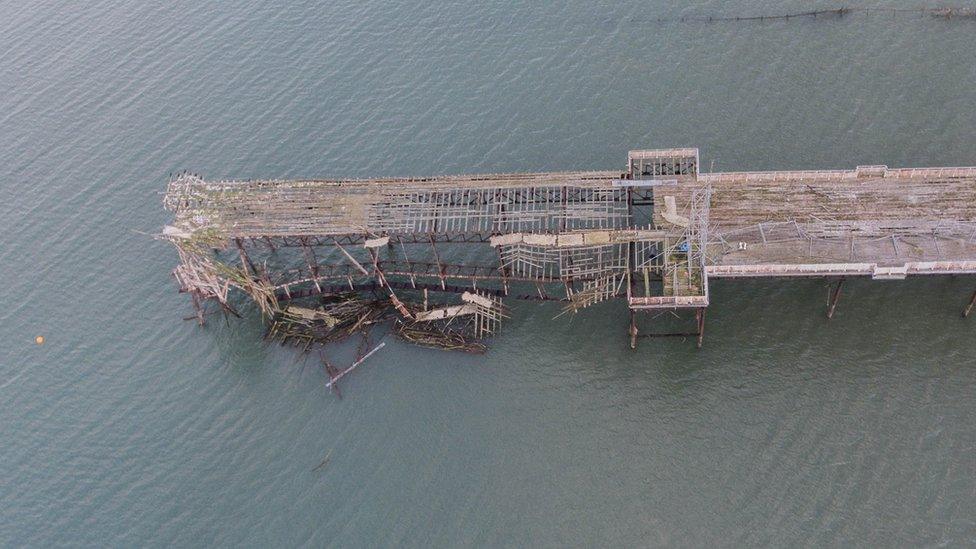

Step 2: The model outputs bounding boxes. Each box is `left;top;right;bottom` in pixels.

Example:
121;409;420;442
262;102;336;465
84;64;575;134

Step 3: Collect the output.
161;148;976;358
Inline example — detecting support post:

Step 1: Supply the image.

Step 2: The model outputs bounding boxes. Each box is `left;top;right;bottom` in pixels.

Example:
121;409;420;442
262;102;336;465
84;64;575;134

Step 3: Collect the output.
827;278;844;319
496;246;509;296
629;309;638;349
235;238;258;278
300;237;321;292
535;282;548;300
429;236;447;290
190;292;205;326
963;289;976;318
396;236;417;289
696;307;705;348
366;246;384;288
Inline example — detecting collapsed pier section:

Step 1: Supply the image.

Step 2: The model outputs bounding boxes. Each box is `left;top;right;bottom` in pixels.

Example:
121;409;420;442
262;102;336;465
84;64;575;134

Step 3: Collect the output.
161;148;976;351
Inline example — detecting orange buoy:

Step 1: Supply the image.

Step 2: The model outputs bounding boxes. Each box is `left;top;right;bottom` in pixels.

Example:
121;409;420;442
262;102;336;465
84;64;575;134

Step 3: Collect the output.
35;335;44;345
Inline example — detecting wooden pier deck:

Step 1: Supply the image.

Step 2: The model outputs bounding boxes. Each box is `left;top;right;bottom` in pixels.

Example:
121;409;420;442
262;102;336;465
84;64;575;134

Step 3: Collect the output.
696;166;976;277
161;149;976;349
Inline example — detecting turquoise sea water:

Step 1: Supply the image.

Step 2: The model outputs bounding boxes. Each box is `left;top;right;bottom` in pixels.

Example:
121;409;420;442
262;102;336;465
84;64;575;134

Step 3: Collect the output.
2;1;976;546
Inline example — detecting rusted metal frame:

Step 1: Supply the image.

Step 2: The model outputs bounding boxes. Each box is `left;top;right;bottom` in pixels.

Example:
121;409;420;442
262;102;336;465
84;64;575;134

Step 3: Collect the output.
275;260;605;292
382;260;512;280
271;233;496;247
274;281;506;303
272;264;370;285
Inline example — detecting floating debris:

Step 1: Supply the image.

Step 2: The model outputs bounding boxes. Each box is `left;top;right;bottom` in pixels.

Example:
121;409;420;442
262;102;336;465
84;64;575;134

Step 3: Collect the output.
312;448;334;472
394;320;488;354
325;341;386;389
265;290;505;358
265;295;390;350
636;6;976;24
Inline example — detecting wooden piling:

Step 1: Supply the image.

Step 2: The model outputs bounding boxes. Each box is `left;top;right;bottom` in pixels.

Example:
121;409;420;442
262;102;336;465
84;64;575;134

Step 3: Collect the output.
696;307;705;348
827;279;845;319
963;290;976;318
629;310;638;349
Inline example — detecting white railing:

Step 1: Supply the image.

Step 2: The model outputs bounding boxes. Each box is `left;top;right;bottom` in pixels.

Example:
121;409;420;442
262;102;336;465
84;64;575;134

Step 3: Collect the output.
707;261;976;278
701;166;976;183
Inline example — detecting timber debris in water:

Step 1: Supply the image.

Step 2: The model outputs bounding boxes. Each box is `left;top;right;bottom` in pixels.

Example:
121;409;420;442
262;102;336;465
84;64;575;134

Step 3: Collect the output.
312;448;333;472
264;291;505;354
394;321;488;354
266;295;390;350
325;339;386;392
394;291;508;353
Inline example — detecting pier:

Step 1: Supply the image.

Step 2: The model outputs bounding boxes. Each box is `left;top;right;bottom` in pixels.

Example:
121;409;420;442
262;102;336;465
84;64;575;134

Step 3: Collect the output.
161;149;976;352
